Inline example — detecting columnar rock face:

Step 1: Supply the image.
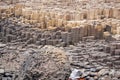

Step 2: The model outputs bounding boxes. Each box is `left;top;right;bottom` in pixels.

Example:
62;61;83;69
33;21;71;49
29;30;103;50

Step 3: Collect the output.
0;0;120;80
0;0;120;42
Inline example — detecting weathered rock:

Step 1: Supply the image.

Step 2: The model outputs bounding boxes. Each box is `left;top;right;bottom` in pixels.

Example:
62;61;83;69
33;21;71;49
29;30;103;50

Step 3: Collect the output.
98;69;109;76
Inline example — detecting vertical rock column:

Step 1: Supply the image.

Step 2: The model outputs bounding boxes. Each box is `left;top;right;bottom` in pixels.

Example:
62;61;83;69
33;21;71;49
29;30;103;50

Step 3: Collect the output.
61;32;72;45
14;4;23;17
103;8;110;18
95;24;104;39
113;8;120;19
71;27;80;43
86;24;95;36
117;27;120;35
87;9;95;20
30;10;39;24
79;25;85;40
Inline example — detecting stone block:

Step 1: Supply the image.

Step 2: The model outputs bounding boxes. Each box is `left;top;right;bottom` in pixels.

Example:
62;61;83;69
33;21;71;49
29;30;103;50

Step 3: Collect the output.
87;24;95;36
94;9;99;19
14;9;22;17
82;11;87;19
29;20;38;24
71;27;80;43
31;11;39;20
61;32;72;45
51;18;56;27
114;61;120;65
83;25;88;36
57;19;63;27
0;69;4;74
117;27;120;34
75;13;81;20
79;26;85;40
109;8;113;18
116;43;120;49
115;49;120;55
95;24;104;39
113;8;119;19
98;9;104;18
87;9;95;20
110;46;116;55
79;12;84;20
14;4;23;10
103;31;112;41
104;45;111;53
63;14;71;21
22;9;32;19
103;9;110;18
40;39;46;45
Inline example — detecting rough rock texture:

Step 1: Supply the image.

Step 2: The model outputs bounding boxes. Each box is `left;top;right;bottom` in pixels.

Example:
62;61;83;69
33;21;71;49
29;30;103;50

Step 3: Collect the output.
65;40;120;80
0;0;120;80
0;44;70;80
0;0;120;40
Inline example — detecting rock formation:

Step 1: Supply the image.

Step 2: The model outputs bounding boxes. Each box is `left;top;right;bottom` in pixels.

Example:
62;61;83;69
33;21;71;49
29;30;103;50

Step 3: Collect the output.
0;0;120;80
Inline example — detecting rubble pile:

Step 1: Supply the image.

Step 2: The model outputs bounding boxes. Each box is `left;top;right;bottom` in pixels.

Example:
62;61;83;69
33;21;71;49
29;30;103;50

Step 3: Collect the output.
0;44;70;80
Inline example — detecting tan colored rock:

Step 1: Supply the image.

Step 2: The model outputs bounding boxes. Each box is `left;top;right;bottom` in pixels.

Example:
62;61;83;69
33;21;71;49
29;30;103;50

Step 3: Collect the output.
117;27;120;34
63;14;71;21
22;8;34;19
103;9;110;18
109;8;113;18
103;31;112;41
113;8;119;19
14;9;22;17
95;24;104;39
94;9;99;19
31;11;39;20
75;13;81;20
51;18;56;27
79;12;85;20
87;9;95;20
57;19;63;27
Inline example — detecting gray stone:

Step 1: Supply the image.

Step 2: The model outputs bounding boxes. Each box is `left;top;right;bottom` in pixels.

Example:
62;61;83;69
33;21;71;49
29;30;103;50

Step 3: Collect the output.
98;69;109;76
0;43;6;48
2;77;8;80
0;69;4;74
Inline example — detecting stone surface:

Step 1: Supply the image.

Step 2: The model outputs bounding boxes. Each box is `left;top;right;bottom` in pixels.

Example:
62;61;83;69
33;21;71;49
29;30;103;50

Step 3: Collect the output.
0;0;120;80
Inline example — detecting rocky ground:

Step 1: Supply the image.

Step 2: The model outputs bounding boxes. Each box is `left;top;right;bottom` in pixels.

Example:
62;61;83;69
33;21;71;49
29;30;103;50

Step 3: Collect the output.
0;39;120;80
0;0;120;80
0;43;70;80
65;40;120;80
0;18;120;79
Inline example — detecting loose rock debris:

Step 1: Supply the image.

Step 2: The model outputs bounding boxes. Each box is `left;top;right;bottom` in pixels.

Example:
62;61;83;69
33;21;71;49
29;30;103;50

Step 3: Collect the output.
0;44;70;80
